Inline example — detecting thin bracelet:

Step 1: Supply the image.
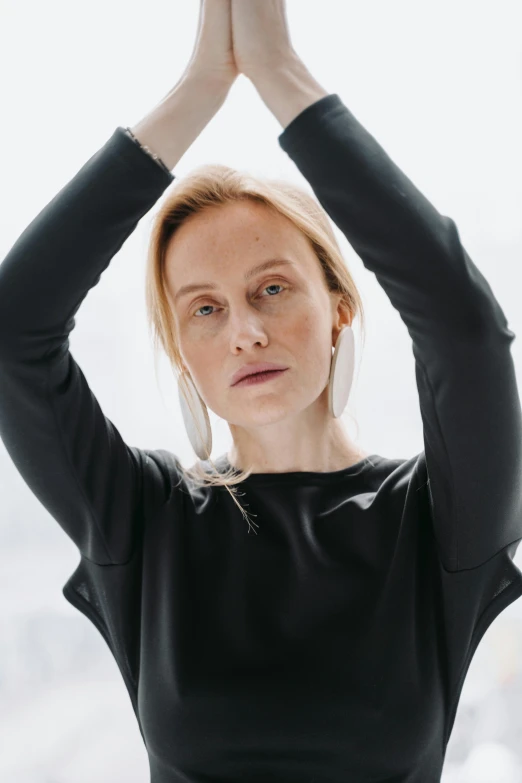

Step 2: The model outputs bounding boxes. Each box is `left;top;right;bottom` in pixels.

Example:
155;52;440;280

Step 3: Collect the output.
124;127;172;175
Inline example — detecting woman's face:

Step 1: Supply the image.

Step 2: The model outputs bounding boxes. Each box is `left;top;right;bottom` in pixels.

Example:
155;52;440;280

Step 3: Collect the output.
165;200;348;431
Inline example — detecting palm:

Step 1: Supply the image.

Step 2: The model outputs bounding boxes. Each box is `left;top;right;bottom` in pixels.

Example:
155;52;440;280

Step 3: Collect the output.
231;0;294;79
187;0;239;86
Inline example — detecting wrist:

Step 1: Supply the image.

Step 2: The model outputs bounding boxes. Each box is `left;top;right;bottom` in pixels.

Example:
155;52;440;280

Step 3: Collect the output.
130;74;230;172
250;55;329;130
176;66;235;106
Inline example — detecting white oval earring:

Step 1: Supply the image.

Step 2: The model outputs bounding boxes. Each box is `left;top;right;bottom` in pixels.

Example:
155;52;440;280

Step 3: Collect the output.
177;370;213;460
327;325;355;418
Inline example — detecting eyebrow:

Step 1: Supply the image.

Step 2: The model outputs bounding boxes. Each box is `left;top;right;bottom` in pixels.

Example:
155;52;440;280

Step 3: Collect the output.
174;258;296;304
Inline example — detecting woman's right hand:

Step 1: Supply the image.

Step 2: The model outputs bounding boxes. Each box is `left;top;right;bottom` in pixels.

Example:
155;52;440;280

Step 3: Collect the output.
182;0;239;92
130;0;238;172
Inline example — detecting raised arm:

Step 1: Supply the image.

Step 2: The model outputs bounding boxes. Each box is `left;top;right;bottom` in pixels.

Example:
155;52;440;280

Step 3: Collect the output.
0;2;237;565
233;1;522;572
231;0;328;127
130;0;238;168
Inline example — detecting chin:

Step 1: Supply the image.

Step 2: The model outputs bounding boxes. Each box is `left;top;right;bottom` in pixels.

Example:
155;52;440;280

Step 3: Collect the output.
226;399;295;428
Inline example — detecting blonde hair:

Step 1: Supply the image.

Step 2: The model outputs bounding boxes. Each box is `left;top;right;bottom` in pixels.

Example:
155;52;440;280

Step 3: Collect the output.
144;163;367;529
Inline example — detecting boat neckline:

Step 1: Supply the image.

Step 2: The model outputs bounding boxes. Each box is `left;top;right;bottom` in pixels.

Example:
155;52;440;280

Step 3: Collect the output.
210;453;383;483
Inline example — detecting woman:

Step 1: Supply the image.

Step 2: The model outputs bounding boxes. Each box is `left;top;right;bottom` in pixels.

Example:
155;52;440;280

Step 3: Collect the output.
0;1;521;781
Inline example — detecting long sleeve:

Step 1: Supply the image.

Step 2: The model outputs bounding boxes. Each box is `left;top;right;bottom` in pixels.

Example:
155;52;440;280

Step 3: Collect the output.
0;127;177;565
278;93;522;572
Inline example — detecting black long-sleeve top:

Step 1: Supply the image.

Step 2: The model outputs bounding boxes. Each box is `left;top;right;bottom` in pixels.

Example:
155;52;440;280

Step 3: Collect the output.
1;93;522;783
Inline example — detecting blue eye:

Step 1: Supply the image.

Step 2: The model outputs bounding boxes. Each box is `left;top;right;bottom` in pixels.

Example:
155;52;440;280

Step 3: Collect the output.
193;283;286;318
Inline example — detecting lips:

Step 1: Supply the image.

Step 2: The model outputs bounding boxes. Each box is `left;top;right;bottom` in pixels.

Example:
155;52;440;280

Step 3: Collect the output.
231;362;288;386
233;369;288;387
244;369;281;380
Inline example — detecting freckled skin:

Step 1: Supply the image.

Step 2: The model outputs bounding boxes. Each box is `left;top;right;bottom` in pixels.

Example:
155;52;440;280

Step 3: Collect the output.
164;200;366;473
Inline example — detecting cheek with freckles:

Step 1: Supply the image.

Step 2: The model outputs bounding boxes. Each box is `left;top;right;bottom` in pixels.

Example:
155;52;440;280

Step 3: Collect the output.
295;309;332;380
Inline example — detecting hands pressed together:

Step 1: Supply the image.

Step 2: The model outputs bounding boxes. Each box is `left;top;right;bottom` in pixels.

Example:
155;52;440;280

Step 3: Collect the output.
185;0;299;92
129;0;325;173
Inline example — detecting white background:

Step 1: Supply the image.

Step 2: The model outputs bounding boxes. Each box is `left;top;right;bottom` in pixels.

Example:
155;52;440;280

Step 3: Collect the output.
0;0;521;781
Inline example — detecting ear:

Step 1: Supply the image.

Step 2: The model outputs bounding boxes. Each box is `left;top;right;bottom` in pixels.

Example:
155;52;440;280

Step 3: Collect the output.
330;293;353;345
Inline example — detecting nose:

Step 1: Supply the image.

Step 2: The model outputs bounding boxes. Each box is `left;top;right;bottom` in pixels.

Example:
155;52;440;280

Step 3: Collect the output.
227;311;269;353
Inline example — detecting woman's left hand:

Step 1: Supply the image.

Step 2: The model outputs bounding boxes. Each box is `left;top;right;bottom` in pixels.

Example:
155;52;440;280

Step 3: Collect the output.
231;0;298;81
183;0;239;90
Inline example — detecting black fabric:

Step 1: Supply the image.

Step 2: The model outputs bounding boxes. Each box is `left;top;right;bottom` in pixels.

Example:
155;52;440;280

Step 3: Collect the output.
1;94;521;782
